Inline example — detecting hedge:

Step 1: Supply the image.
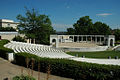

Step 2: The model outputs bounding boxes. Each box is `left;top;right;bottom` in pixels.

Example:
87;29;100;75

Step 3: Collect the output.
12;75;36;80
0;39;14;59
14;52;120;80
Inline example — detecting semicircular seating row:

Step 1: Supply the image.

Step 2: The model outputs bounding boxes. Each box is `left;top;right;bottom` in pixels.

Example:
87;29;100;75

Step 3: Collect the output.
4;41;74;58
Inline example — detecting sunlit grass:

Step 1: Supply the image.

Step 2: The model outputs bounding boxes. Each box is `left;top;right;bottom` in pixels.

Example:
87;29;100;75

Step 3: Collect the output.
67;51;120;59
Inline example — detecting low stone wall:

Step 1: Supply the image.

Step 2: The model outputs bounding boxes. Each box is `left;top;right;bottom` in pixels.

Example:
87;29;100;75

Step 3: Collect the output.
112;45;120;51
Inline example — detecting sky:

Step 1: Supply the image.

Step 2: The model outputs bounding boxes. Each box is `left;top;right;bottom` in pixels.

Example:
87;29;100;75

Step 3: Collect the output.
0;0;120;31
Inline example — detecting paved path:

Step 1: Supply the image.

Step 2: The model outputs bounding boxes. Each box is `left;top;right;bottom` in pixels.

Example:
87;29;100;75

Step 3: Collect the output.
70;57;120;66
0;58;73;80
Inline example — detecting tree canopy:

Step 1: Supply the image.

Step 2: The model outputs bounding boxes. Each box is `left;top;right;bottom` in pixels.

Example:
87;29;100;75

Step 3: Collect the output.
112;29;120;41
67;16;111;35
16;8;55;44
0;27;16;31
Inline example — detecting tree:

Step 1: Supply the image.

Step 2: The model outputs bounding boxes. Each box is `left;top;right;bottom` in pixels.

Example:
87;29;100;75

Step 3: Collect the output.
67;16;112;35
67;16;93;35
112;29;120;41
93;22;111;35
16;8;55;44
67;28;75;35
12;35;26;42
0;27;16;31
73;16;93;35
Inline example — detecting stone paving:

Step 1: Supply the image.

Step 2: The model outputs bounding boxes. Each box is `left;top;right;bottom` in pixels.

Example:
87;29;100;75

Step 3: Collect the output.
0;58;73;80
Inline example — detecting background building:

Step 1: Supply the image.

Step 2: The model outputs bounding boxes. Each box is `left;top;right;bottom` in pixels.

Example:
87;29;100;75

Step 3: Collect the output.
0;19;25;41
0;19;19;29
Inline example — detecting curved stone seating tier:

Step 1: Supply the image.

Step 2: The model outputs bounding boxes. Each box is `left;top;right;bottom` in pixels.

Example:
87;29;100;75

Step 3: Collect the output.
112;44;120;51
58;42;108;52
4;41;73;58
59;42;98;48
4;41;120;65
59;46;108;52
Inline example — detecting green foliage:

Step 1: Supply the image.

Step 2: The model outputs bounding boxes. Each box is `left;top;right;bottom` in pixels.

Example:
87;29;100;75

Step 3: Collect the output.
73;16;93;35
13;75;36;80
67;16;111;35
16;8;55;45
0;40;14;59
0;39;10;46
12;36;26;42
0;27;16;31
93;22;111;35
14;52;120;80
67;51;120;59
67;28;75;35
112;29;120;41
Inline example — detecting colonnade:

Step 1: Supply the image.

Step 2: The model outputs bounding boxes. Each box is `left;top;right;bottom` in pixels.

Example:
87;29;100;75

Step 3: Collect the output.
58;35;105;44
50;35;115;48
27;38;36;44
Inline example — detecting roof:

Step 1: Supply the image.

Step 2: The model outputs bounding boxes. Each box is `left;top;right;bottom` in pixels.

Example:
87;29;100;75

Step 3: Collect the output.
0;31;19;35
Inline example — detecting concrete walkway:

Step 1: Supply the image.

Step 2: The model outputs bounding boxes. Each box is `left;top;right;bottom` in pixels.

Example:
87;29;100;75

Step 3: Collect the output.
0;58;73;80
70;57;120;66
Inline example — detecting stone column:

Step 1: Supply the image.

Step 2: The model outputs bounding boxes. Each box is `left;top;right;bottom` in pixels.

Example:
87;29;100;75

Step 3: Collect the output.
33;39;35;44
77;36;79;42
100;37;101;44
95;37;97;43
61;36;63;43
113;39;115;46
29;39;30;43
91;36;92;42
81;36;83;41
56;37;59;48
86;36;87;42
27;39;29;43
108;38;110;47
73;36;74;42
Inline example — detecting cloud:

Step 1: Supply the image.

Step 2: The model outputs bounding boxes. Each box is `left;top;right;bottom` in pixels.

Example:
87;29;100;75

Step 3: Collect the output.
52;24;73;31
96;13;112;17
66;6;70;9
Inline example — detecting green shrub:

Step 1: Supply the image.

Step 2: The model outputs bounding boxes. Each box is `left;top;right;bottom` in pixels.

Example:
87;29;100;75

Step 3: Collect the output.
0;39;10;46
0;27;16;31
12;36;26;42
14;52;120;80
0;39;14;59
12;75;36;80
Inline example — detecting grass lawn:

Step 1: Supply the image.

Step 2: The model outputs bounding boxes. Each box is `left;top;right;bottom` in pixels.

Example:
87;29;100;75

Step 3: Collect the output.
66;51;120;59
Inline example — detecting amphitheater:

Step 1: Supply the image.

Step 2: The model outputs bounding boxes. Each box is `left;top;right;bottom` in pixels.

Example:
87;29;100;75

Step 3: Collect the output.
4;41;120;66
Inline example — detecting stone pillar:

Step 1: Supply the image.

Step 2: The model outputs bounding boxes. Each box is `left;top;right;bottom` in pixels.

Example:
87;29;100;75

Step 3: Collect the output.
81;36;83;41
91;36;92;42
50;38;52;45
27;39;29;43
108;38;115;47
29;39;30;43
7;53;14;61
100;37;101;44
113;39;115;46
95;37;97;43
29;38;32;43
86;36;87;42
33;39;35;44
73;36;74;42
60;36;62;43
108;38;110;47
56;38;59;48
77;36;79;42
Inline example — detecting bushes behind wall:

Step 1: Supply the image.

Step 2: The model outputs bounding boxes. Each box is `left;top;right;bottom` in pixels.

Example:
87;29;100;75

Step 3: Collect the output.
0;39;13;59
14;52;120;80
